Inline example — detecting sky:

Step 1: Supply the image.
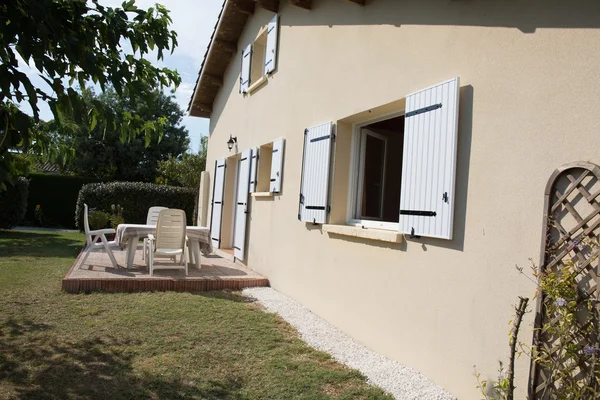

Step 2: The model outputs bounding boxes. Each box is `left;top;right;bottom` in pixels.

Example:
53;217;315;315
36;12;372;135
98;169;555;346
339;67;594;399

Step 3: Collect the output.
20;0;223;153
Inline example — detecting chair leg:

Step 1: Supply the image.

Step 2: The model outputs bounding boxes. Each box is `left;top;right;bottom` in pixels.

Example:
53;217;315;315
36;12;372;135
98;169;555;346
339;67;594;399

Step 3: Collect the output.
100;234;118;268
142;239;146;261
79;235;99;267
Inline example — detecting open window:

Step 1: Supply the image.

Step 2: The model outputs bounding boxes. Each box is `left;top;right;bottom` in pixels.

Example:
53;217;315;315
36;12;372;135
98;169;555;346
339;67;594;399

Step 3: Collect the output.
250;138;285;195
351;116;405;229
299;77;460;240
240;14;279;94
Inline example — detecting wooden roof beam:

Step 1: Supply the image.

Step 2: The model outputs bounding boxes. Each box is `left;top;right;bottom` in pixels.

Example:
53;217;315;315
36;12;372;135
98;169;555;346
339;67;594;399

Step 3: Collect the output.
289;0;311;10
345;0;365;5
213;39;237;53
233;0;255;15
203;74;223;87
193;102;213;113
255;0;279;13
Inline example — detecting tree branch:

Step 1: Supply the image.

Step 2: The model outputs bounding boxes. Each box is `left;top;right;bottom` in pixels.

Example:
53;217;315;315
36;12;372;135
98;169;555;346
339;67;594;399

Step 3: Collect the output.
508;296;529;400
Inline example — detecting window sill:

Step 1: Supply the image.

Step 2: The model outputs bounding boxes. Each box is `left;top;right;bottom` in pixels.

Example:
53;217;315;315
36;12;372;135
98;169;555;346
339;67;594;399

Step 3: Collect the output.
247;75;267;94
322;224;403;244
251;191;273;197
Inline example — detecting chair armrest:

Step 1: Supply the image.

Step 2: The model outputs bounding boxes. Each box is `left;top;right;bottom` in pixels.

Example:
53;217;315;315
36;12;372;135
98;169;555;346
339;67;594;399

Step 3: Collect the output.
88;228;116;235
147;233;155;242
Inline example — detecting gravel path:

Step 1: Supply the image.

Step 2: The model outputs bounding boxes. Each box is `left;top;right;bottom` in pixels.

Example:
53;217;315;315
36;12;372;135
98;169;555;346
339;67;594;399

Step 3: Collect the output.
243;287;456;400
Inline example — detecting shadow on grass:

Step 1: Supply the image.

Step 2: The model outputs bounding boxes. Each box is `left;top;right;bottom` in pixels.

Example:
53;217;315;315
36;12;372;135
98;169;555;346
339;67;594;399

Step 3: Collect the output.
0;319;246;400
194;290;257;304
0;231;84;259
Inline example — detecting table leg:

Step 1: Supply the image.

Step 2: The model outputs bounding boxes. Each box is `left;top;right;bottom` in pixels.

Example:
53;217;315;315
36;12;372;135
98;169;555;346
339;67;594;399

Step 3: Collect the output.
192;240;201;269
126;236;139;270
188;241;195;265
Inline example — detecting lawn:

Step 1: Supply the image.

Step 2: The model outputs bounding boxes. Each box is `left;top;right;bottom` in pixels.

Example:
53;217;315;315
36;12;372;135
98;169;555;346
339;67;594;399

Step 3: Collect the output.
0;230;392;400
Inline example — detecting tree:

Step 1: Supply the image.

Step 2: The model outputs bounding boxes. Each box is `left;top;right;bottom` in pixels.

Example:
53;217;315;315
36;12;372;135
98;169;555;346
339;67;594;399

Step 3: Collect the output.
156;136;207;188
0;0;180;188
56;88;189;182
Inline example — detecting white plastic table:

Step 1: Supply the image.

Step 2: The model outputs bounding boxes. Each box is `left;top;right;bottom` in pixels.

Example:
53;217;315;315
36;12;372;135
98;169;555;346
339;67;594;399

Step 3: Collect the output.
115;224;212;270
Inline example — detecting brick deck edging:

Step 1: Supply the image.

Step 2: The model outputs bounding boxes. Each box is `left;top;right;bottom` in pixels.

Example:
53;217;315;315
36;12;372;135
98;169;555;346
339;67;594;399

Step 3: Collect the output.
62;250;270;294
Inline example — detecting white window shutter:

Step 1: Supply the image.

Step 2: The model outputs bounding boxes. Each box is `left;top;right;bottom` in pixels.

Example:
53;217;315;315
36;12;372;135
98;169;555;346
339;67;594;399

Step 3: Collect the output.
240;44;252;93
399;77;460;240
210;159;226;249
265;15;279;74
270;138;285;193
249;147;259;193
298;122;333;224
234;149;252;260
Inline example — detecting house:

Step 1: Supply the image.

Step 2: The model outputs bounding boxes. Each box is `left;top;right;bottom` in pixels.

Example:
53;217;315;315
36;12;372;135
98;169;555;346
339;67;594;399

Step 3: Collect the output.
188;1;600;398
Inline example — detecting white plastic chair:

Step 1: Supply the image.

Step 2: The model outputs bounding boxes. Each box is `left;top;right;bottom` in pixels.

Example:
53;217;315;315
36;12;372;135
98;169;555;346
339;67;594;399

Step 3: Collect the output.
146;209;188;276
80;203;118;268
142;206;167;260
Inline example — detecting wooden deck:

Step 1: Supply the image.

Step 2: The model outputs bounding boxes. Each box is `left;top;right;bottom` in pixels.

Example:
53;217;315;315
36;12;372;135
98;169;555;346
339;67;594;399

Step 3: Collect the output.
62;245;269;294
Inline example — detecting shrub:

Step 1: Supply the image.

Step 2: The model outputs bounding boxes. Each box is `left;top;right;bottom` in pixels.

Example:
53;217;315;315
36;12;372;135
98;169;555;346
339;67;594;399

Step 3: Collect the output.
25;173;98;228
0;177;29;229
108;204;125;229
76;181;196;231
87;209;110;230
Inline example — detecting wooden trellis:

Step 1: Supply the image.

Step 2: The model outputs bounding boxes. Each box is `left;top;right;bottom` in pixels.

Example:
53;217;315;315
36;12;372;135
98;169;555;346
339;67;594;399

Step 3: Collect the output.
529;162;600;399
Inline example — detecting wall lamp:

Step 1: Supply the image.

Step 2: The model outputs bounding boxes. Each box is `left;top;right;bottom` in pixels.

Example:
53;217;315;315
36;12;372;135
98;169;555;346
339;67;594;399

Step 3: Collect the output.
227;135;237;151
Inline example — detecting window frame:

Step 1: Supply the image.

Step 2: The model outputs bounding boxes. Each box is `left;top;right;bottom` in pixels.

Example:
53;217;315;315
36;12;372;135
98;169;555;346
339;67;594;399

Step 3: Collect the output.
248;28;268;90
243;13;278;94
346;109;405;231
356;129;388;221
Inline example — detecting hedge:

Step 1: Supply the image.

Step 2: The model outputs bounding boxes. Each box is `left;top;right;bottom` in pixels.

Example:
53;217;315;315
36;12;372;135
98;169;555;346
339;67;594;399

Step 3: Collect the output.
24;173;98;228
75;181;196;231
0;177;29;229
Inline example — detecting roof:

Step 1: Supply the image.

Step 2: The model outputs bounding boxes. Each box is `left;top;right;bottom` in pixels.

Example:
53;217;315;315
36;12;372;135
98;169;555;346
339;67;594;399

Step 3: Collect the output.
34;161;61;175
187;0;365;118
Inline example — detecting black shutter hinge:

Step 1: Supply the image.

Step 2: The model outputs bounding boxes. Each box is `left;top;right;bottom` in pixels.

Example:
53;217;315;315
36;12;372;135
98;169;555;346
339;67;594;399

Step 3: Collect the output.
442;192;448;203
299;193;304;204
327;205;331;213
400;210;437;217
304;128;309;135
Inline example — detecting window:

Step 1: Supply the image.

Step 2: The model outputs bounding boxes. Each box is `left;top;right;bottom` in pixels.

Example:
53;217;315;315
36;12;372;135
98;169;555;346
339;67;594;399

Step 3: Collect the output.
249;138;285;194
255;142;273;192
240;15;279;94
298;77;461;240
350;115;405;230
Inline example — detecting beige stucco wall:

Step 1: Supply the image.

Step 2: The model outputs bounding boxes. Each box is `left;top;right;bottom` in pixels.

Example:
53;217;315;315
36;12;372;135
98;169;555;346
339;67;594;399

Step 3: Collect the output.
201;1;600;398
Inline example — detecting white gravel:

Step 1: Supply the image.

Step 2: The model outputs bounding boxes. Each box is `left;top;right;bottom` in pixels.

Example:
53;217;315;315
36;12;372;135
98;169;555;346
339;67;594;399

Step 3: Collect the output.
243;287;456;400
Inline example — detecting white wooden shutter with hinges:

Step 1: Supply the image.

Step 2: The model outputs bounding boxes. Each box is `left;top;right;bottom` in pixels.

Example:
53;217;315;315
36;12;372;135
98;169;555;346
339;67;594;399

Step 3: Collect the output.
240;44;252;93
270;138;285;193
233;149;251;260
210;159;226;249
265;15;279;74
298;122;333;224
399;77;460;240
249;147;259;193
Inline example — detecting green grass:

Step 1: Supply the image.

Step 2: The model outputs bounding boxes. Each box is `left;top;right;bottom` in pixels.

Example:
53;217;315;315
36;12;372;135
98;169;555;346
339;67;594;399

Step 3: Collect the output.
0;230;393;400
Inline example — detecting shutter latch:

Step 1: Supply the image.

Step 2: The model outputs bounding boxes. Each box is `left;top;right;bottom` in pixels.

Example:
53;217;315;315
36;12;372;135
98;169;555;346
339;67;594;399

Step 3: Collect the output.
442;192;448;203
409;228;421;239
